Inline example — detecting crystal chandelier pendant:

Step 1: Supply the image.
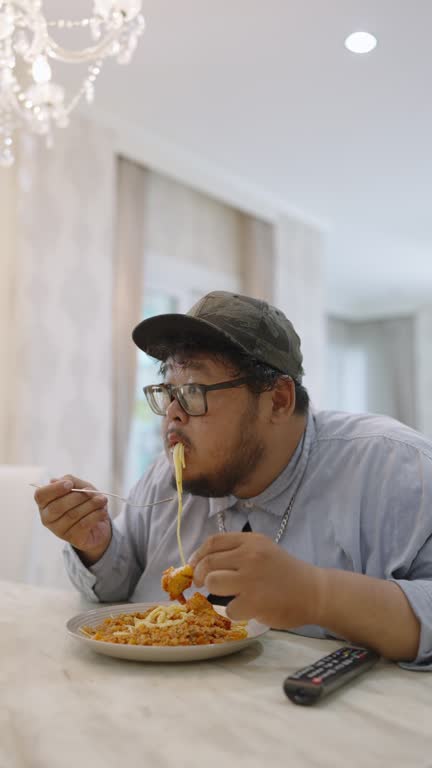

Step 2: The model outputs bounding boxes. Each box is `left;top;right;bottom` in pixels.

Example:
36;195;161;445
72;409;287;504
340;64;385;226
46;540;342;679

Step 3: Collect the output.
0;0;145;167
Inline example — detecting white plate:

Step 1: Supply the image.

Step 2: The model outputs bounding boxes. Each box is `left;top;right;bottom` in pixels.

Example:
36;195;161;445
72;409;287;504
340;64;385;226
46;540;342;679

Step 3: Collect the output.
66;601;269;662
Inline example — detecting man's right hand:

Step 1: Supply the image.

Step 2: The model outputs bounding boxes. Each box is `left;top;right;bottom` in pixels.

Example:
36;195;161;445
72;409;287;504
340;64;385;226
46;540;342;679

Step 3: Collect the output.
34;475;112;566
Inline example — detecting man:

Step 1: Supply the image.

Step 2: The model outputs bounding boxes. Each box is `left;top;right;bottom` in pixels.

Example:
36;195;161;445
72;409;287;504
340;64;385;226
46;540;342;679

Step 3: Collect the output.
34;291;432;667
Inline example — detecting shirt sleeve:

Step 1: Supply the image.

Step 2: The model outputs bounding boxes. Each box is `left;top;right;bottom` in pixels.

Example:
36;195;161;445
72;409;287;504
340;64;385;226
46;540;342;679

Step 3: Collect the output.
389;534;432;670
360;439;432;669
63;519;143;603
62;459;166;602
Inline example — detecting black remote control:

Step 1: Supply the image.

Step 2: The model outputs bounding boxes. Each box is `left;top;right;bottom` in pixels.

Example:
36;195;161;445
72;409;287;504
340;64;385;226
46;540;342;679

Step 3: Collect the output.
283;645;379;706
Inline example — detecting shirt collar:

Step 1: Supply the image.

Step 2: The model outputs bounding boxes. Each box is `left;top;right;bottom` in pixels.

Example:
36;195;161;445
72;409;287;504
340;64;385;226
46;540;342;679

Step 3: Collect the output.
208;409;316;519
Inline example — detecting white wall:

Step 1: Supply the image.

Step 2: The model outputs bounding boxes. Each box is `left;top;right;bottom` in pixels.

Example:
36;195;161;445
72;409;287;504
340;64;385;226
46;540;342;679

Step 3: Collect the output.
327;316;417;429
415;306;432;439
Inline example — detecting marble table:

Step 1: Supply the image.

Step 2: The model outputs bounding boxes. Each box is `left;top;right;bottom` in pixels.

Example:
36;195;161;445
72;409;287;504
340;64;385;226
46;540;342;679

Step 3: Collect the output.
1;580;431;768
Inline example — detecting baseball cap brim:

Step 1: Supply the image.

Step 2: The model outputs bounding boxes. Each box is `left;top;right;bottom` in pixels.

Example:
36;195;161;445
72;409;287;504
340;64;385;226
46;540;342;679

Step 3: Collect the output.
132;313;251;360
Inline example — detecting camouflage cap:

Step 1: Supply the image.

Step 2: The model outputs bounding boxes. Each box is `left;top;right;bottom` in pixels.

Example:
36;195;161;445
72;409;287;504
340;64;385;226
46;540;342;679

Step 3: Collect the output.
132;290;304;380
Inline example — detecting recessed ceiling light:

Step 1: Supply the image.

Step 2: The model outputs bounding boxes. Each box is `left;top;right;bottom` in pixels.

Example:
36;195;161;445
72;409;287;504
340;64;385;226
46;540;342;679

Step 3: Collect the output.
344;31;377;54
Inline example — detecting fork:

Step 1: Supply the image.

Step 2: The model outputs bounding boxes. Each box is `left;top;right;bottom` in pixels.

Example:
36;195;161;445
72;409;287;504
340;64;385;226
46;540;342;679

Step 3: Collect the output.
29;484;176;508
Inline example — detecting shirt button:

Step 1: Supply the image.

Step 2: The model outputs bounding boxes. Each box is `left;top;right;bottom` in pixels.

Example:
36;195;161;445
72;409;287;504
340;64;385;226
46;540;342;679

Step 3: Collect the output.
244;501;253;509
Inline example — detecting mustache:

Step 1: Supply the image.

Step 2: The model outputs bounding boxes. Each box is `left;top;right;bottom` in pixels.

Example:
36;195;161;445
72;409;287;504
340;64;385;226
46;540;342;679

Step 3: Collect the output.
164;429;192;450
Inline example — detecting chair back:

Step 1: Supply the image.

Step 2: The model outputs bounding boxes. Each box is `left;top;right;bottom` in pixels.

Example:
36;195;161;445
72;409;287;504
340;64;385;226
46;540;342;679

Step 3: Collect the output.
0;465;71;587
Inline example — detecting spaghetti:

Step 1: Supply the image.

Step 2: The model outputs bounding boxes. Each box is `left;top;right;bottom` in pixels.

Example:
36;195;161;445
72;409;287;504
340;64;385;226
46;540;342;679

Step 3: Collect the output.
173;441;186;566
160;440;194;602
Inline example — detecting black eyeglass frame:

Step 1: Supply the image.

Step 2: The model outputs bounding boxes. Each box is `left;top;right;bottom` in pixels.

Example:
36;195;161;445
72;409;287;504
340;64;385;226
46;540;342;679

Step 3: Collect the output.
143;376;253;416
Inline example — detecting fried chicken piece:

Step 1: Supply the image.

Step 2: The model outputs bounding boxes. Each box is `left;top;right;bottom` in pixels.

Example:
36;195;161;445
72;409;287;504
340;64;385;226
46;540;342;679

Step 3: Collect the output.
161;564;194;603
185;592;231;630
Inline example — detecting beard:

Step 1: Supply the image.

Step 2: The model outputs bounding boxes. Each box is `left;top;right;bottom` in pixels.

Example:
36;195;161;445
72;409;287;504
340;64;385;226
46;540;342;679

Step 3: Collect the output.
170;401;266;498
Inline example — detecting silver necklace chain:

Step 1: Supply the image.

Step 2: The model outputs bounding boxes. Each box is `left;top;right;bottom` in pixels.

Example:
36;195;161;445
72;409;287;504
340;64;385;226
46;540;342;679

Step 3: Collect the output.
216;424;312;544
217;490;298;544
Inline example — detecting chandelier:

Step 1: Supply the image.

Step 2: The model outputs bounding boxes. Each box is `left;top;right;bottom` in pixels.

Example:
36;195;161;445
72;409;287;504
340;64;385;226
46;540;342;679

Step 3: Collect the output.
0;1;145;167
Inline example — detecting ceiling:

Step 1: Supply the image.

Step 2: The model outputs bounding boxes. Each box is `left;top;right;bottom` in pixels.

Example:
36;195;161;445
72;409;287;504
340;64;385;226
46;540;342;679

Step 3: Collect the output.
47;0;432;317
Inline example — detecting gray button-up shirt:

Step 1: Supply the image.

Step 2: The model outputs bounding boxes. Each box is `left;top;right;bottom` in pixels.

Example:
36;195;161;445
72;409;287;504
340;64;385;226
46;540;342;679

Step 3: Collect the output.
64;409;432;669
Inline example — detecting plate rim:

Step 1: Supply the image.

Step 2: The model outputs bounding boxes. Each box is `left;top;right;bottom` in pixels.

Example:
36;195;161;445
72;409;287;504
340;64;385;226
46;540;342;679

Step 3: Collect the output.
66;599;269;652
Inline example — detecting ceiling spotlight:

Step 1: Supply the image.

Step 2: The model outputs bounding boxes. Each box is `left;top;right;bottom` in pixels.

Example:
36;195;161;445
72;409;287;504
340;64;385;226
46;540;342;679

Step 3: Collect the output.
344;31;377;54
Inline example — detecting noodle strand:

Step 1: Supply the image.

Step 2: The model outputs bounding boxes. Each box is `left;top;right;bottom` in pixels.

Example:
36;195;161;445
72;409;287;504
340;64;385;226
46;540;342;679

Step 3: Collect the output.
173;442;186;566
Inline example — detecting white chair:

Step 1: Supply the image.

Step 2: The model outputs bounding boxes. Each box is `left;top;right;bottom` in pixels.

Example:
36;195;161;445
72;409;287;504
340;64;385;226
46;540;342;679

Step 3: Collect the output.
0;465;72;588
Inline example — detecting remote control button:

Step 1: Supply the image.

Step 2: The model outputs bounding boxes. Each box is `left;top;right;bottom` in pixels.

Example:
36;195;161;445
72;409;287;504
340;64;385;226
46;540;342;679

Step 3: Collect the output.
311;677;323;685
308;669;324;678
318;670;331;680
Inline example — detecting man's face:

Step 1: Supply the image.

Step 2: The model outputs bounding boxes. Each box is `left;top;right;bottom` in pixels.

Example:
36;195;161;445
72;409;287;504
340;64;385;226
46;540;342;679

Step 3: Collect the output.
162;354;267;497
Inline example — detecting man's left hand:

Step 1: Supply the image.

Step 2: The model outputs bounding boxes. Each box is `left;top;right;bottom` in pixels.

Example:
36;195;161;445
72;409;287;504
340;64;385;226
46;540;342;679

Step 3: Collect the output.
189;532;324;628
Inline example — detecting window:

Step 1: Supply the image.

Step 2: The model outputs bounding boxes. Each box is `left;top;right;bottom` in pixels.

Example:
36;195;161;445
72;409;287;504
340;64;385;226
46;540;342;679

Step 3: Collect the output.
123;292;177;494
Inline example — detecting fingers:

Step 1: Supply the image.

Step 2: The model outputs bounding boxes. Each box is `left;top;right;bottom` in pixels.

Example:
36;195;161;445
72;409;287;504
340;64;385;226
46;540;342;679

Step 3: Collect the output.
40;487;107;527
189;533;244;568
35;475;109;551
34;475;96;513
48;497;108;539
65;507;109;542
204;569;241;596
225;597;253;622
193;551;240;587
34;478;72;510
33;474;112;560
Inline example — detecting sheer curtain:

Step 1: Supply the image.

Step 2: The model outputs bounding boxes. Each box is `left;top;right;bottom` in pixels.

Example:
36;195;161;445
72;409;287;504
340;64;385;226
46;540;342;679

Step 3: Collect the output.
238;216;274;302
0;162;17;463
274;215;326;407
116;166;279;489
112;157;147;497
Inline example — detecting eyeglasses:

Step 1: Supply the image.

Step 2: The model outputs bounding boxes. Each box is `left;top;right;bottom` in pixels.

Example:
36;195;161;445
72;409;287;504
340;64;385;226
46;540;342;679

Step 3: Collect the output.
143;377;252;417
